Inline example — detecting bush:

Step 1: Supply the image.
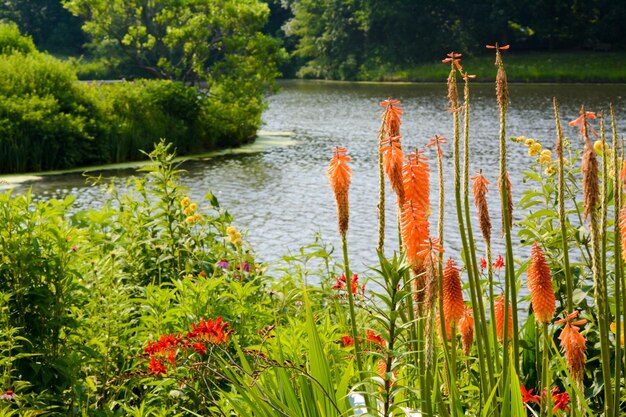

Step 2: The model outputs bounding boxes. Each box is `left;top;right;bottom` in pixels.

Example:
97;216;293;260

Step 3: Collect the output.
0;26;268;174
0;53;101;172
0;22;36;55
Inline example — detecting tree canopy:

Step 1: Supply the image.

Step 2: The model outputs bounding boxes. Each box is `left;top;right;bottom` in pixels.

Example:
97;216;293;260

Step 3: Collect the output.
63;0;284;86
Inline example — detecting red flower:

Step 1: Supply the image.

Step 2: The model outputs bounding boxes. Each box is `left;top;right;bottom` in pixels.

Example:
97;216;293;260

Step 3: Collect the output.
332;274;362;296
192;342;208;355
188;317;231;345
340;335;354;347
366;330;385;347
551;388;570;413
148;357;167;376
480;257;487;269
520;384;541;405
493;255;505;269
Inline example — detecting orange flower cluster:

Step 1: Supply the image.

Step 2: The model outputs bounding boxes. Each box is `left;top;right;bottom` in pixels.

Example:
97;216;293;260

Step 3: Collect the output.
327;146;352;235
380;135;406;205
144;317;231;376
527;243;556;323
442;258;465;326
556;311;587;382
458;307;474;355
495;294;513;342
401;150;432;270
470;171;492;245
332;273;365;298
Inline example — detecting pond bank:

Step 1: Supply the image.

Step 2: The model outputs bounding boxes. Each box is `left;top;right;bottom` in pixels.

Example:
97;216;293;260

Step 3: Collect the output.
355;51;626;83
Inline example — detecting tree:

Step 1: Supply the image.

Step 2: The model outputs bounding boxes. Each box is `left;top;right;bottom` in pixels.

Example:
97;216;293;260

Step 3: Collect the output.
0;0;85;54
63;0;284;86
284;0;369;80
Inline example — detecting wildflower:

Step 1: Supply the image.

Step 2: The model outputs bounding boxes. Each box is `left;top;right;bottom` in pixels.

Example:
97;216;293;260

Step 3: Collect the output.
402;150;430;212
528;142;542;156
236;262;251;273
555;311;587;382
459;308;474;355
524;138;534;146
216;260;229;269
426;134;447;158
380;98;403;138
380;135;406;205
226;226;237;236
444;52;461;110
193;213;203;222
480;257;487;269
520;384;541;405
539;149;552;165
231;237;242;247
551;388;570;413
377;359;398;384
185;215;196;225
545;165;556;176
340;335;354;347
184;202;198;216
401;201;430;270
569;110;597;134
192;341;208;355
327;146;352;236
610;322;625;346
527;243;556;323
366;330;385;347
148;357;167;376
493;255;504;270
581;132;599;221
1;390;15;401
180;196;191;207
495;294;513;342
486;44;510;109
442;51;463;72
470;171;492;245
188;317;232;345
332;273;362;296
442;258;465;326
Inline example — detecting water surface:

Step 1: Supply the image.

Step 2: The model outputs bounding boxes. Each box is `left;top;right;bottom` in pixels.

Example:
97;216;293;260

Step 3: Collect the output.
8;80;626;276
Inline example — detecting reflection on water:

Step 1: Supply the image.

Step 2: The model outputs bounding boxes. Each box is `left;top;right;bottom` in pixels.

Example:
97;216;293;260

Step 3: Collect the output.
5;80;626;277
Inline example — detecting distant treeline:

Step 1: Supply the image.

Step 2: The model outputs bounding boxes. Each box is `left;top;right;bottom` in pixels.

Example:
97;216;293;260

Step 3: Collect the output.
264;0;626;79
1;1;625;80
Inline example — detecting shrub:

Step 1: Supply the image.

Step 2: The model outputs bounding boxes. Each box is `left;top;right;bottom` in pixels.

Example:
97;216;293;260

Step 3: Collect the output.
0;22;36;55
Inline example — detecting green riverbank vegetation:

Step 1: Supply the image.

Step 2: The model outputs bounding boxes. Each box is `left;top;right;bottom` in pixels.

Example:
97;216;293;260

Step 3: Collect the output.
2;46;626;416
0;12;282;174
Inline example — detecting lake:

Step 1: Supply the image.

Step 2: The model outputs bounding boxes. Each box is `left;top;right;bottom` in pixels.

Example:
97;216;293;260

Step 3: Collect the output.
7;80;626;276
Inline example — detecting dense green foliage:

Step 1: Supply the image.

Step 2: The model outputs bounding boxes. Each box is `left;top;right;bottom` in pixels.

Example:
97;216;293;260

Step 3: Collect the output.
0;24;272;174
63;0;284;86
270;0;626;79
0;0;85;54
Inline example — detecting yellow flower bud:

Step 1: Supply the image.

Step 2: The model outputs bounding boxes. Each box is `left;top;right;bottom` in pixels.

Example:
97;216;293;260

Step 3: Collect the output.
594;140;604;155
180;197;191;207
544;165;556;176
185;215;196;225
226;226;237;236
528;142;542;156
524;138;535;146
194;213;203;222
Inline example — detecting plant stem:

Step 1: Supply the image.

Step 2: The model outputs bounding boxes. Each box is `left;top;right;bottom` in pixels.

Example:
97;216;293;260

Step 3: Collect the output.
341;233;369;410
